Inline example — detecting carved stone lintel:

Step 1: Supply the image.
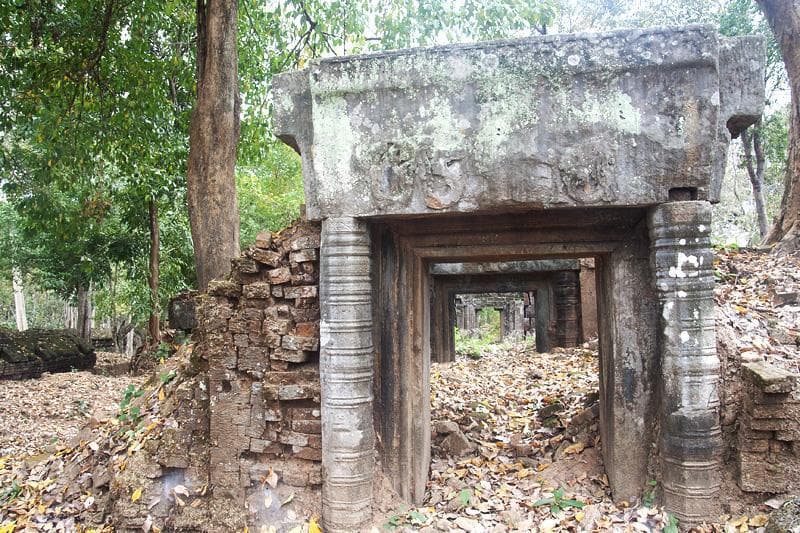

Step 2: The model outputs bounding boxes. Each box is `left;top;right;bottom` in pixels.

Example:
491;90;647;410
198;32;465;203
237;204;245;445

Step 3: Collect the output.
648;201;721;524
319;217;374;532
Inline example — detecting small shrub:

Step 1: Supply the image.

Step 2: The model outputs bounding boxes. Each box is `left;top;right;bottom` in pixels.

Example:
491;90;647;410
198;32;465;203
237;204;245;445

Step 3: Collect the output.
533;487;585;516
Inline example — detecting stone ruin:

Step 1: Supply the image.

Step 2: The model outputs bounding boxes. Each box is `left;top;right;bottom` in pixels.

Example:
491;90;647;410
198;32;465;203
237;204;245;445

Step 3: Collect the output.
431;259;586;359
270;25;768;530
455;293;528;338
0;328;96;380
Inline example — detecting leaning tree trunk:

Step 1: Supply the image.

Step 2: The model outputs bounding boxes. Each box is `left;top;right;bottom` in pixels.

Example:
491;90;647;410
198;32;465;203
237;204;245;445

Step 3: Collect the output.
12;268;28;331
757;0;800;254
186;0;241;291
741;125;770;240
148;198;161;344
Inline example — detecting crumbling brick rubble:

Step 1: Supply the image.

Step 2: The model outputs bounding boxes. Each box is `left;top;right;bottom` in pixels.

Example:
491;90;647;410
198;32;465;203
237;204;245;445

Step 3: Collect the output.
111;219;324;532
737;362;800;493
197;220;323;509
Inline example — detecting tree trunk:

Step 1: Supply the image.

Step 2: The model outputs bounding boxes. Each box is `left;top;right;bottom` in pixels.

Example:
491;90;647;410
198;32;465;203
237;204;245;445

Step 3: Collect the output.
741;125;770;240
76;284;91;341
64;302;76;330
148;198;161;344
757;0;800;253
186;0;241;291
12;268;28;331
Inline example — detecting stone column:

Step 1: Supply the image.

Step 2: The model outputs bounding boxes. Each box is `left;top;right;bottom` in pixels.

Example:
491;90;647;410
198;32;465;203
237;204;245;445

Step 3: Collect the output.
319;217;374;532
555;271;580;347
515;300;525;337
500;305;510;339
648;201;721;524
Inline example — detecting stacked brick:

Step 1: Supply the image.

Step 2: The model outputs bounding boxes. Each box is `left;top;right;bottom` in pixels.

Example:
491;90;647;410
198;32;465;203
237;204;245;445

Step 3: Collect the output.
195;220;323;502
737;362;800;492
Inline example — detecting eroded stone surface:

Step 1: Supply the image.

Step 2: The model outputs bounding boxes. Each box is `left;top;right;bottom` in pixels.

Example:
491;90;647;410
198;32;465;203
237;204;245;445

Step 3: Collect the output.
275;26;764;219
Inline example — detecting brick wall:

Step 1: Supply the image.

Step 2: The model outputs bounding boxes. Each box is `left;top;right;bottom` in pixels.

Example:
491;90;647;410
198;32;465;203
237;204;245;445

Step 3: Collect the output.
195;220;323;502
737;362;800;492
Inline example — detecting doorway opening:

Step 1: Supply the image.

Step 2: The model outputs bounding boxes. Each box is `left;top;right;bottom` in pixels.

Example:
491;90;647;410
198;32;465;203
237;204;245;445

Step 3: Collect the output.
372;208;659;515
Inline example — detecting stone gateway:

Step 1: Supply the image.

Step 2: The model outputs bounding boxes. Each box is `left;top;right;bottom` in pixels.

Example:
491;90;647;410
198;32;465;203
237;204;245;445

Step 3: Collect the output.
273;25;765;530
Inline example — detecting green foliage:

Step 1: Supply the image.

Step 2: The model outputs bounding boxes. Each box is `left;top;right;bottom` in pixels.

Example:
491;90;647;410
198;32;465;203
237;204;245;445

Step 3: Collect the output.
237;143;304;247
159;369;177;385
477;308;502;342
664;513;680;533
382;505;430;530
117;384;144;423
643;479;658;507
532;487;585;516
454;327;489;359
0;482;21;506
154;342;173;362
454;307;510;359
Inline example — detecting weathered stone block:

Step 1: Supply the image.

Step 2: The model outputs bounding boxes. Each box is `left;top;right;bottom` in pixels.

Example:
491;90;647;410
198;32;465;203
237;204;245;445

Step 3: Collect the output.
290;235;320;251
233;334;250;348
749;417;791;432
291;419;321;434
291;273;317;285
265;304;291;320
271;348;310;363
283;285;318;299
776;429;800;442
743;362;798;394
751;402;800;421
292;446;322;461
275;28;764;220
252;249;284;267
290;307;320;323
267;267;292;284
738;437;769;453
290;249;318;263
294;321;319;337
255;231;273;249
243;282;272;299
233;257;259;274
238;347;268;372
288;407;321;419
278;431;310;447
265;383;320;401
282;335;319;351
270;360;289;371
263;317;291;336
250;438;280;454
207;280;242;297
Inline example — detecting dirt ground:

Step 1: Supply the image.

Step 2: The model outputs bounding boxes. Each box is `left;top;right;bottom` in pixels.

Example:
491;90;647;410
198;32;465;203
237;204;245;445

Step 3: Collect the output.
0;352;145;457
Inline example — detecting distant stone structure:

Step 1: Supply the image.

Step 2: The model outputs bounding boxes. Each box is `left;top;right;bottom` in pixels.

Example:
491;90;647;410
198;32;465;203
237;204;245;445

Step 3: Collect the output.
0;328;96;380
430;259;584;359
454;293;526;338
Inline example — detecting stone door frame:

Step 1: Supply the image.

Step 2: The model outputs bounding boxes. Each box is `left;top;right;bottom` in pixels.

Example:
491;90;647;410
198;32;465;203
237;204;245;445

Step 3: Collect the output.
431;273;557;359
320;205;721;529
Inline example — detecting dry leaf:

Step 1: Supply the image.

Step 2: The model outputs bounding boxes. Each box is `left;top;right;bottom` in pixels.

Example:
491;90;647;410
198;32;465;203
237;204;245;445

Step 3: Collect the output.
563;442;585;455
308;516;323;533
